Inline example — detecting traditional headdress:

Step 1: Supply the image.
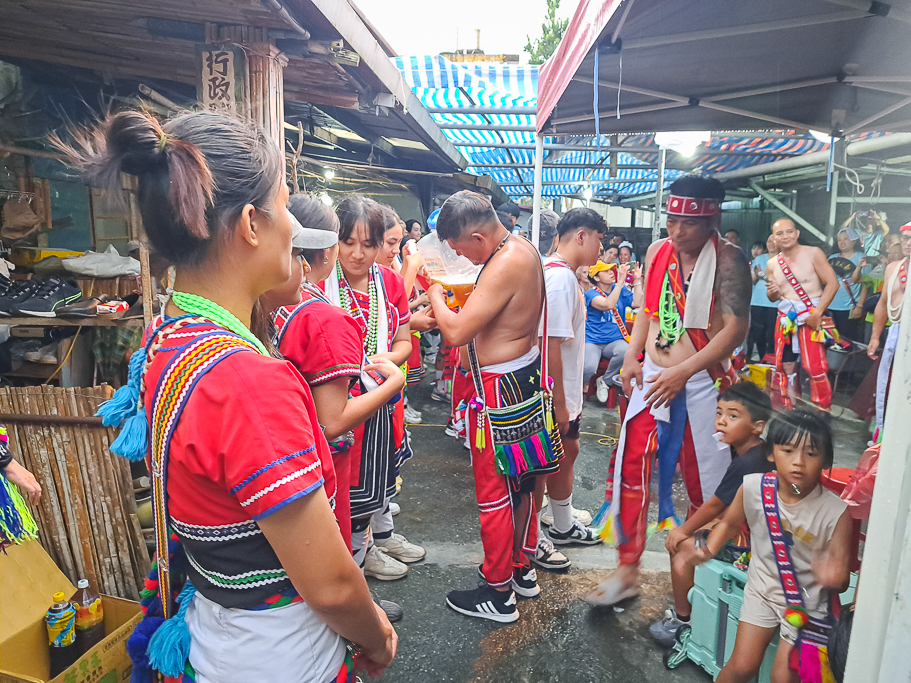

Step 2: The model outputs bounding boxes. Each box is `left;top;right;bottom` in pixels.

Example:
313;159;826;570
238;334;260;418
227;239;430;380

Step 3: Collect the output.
666;176;724;217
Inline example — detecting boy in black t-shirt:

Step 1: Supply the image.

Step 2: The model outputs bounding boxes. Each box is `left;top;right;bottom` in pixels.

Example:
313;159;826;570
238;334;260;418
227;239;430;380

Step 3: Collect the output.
649;382;773;648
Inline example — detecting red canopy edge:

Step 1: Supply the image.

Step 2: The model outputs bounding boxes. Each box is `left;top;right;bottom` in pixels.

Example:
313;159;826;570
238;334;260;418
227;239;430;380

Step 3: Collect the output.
536;0;623;134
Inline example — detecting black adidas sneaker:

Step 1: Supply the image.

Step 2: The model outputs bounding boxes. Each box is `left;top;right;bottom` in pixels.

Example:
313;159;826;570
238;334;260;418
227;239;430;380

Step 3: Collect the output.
12;277;82;317
446;583;518;623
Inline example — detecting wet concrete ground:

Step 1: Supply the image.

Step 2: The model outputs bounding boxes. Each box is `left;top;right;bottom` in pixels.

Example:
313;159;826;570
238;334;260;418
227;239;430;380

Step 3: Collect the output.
378;375;869;683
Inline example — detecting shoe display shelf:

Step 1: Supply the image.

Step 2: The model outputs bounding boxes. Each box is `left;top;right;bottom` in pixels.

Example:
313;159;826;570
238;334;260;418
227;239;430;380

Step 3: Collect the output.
0;248;155;387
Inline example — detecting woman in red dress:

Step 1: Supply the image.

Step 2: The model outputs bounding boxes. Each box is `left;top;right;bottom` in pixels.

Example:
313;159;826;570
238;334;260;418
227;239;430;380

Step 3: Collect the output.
63;110;395;682
324;197;426;580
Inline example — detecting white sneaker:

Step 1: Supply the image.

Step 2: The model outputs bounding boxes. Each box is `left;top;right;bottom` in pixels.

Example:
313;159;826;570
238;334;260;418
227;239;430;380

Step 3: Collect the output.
389;501;400;516
363;545;409;581
540;505;593;527
531;535;571;571
595;376;609;403
374;532;426;563
404;406;423;424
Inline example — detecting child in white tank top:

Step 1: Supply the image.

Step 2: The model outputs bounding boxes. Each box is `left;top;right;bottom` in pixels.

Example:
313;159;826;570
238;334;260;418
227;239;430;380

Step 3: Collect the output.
683;410;852;683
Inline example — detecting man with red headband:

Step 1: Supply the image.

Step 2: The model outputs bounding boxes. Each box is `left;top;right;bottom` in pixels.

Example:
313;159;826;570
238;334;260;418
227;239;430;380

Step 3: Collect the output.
586;176;751;606
867;221;911;441
765;219;839;410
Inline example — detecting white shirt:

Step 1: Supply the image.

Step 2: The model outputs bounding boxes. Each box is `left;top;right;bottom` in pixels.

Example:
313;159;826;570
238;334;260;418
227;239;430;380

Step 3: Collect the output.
538;255;587;420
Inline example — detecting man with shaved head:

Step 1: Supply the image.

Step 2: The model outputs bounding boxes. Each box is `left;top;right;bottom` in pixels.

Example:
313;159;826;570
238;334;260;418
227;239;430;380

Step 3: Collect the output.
429;190;550;623
765;219;839;410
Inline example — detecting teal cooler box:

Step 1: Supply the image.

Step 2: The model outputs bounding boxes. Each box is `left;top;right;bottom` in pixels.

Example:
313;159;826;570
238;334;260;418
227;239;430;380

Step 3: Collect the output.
664;559;776;681
666;559;857;681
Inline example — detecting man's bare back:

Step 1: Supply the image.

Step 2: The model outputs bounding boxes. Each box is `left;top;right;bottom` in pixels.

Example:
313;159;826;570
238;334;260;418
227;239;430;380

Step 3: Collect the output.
473;235;544;366
766;244;825;300
642;237;750;369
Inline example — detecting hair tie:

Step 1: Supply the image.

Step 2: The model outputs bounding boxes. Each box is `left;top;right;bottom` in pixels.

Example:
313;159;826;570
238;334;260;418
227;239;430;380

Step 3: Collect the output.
158;132;167;153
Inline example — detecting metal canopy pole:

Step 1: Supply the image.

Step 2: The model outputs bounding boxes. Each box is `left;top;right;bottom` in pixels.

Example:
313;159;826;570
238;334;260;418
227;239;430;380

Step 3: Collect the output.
531;133;545;250
653;148;666;242
827;169;840;236
749;181;829;243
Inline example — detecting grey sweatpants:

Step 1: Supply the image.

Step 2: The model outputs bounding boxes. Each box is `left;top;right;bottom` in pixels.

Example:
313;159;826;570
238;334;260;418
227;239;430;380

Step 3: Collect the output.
583;339;628;386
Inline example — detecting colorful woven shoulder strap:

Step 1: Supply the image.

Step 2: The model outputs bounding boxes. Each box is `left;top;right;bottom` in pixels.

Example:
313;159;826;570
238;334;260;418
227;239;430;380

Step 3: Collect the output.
148;327;259;619
761;472;806;610
777;254;815;311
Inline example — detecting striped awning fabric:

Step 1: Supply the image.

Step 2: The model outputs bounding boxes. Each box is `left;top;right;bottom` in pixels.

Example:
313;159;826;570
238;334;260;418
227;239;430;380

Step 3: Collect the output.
392;55;845;200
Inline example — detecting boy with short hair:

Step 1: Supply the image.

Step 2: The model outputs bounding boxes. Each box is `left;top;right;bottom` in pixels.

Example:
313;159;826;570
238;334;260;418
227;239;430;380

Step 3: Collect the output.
650;382;774;647
687;410;852;683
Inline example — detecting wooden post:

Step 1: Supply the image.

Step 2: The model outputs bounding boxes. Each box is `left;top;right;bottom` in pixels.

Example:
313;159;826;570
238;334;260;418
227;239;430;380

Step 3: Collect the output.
139;244;154;329
245;43;288;147
198;28;288;147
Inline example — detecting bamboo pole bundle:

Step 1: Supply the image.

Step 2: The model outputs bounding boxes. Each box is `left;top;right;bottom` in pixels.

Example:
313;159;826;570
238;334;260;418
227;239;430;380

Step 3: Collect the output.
0;386;149;599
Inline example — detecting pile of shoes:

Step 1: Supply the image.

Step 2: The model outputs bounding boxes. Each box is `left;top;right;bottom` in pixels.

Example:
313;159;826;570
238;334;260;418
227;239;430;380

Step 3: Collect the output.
0;277;82;318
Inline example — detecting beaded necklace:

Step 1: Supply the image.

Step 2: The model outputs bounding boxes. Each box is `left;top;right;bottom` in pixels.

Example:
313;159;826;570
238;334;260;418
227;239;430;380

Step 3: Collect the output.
335;261;380;355
887;258;908;323
171;291;268;357
656;272;683;349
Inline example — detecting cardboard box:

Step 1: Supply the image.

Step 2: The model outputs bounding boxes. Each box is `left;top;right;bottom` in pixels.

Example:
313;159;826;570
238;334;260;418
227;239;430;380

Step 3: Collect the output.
0;540;141;683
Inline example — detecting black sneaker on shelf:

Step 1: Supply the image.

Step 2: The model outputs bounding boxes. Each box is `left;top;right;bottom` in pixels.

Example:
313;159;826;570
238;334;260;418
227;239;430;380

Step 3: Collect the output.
12;277;82;318
446;583;518;623
0;280;41;317
547;519;603;546
511;565;540;598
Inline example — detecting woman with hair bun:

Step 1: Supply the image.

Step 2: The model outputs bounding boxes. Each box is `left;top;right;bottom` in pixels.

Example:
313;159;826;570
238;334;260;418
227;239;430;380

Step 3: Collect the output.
59;110;395;683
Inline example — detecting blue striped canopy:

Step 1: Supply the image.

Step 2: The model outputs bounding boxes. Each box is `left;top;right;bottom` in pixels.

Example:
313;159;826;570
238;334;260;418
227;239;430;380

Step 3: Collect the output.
393;55;839;201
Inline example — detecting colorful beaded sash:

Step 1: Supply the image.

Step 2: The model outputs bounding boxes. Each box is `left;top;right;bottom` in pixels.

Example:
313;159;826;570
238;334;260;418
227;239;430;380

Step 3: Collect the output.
777;254;839;345
149;326;258;618
761;473;834;683
594;286;631;341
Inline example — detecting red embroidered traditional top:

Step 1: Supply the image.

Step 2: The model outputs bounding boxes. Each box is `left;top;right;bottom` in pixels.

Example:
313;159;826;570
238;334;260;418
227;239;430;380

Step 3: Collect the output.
275;290;364;387
144;320;336;609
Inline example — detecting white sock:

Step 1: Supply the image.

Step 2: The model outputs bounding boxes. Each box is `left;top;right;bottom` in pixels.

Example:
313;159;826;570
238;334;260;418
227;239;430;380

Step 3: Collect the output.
551;494;574;533
537;508;545;540
435;370;443;381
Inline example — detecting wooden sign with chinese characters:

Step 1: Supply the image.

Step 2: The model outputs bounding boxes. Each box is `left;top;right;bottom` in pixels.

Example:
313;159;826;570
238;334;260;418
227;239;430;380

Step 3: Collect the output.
196;46;245;113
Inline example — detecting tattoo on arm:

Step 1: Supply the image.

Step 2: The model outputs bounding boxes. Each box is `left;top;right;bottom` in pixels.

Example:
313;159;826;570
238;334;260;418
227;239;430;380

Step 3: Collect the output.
718;247;752;318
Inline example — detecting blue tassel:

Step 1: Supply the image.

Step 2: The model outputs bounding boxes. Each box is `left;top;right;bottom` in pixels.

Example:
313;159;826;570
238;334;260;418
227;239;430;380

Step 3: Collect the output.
97;385;138;427
98;351;145;426
110;412;149;461
148;582;195;678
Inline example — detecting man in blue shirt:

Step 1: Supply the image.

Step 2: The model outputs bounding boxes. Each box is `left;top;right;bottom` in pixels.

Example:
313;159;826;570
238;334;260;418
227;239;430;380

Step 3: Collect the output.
583;261;643;395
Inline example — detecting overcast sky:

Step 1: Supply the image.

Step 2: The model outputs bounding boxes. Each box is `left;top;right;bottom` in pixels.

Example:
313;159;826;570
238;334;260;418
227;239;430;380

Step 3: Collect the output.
354;0;582;63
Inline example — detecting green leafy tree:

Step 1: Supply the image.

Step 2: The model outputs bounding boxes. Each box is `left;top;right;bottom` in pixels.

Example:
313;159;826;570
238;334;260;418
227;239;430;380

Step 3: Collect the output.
524;0;569;65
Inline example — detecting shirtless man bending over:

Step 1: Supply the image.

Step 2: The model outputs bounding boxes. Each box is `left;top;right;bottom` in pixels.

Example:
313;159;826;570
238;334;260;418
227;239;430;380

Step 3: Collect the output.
765;219;839;410
867;221;910;441
586;176;751;606
428;190;548;624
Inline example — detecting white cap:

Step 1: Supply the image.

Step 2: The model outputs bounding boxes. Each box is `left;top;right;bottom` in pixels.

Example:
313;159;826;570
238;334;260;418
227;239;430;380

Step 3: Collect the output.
77;579;89;588
288;210;338;250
